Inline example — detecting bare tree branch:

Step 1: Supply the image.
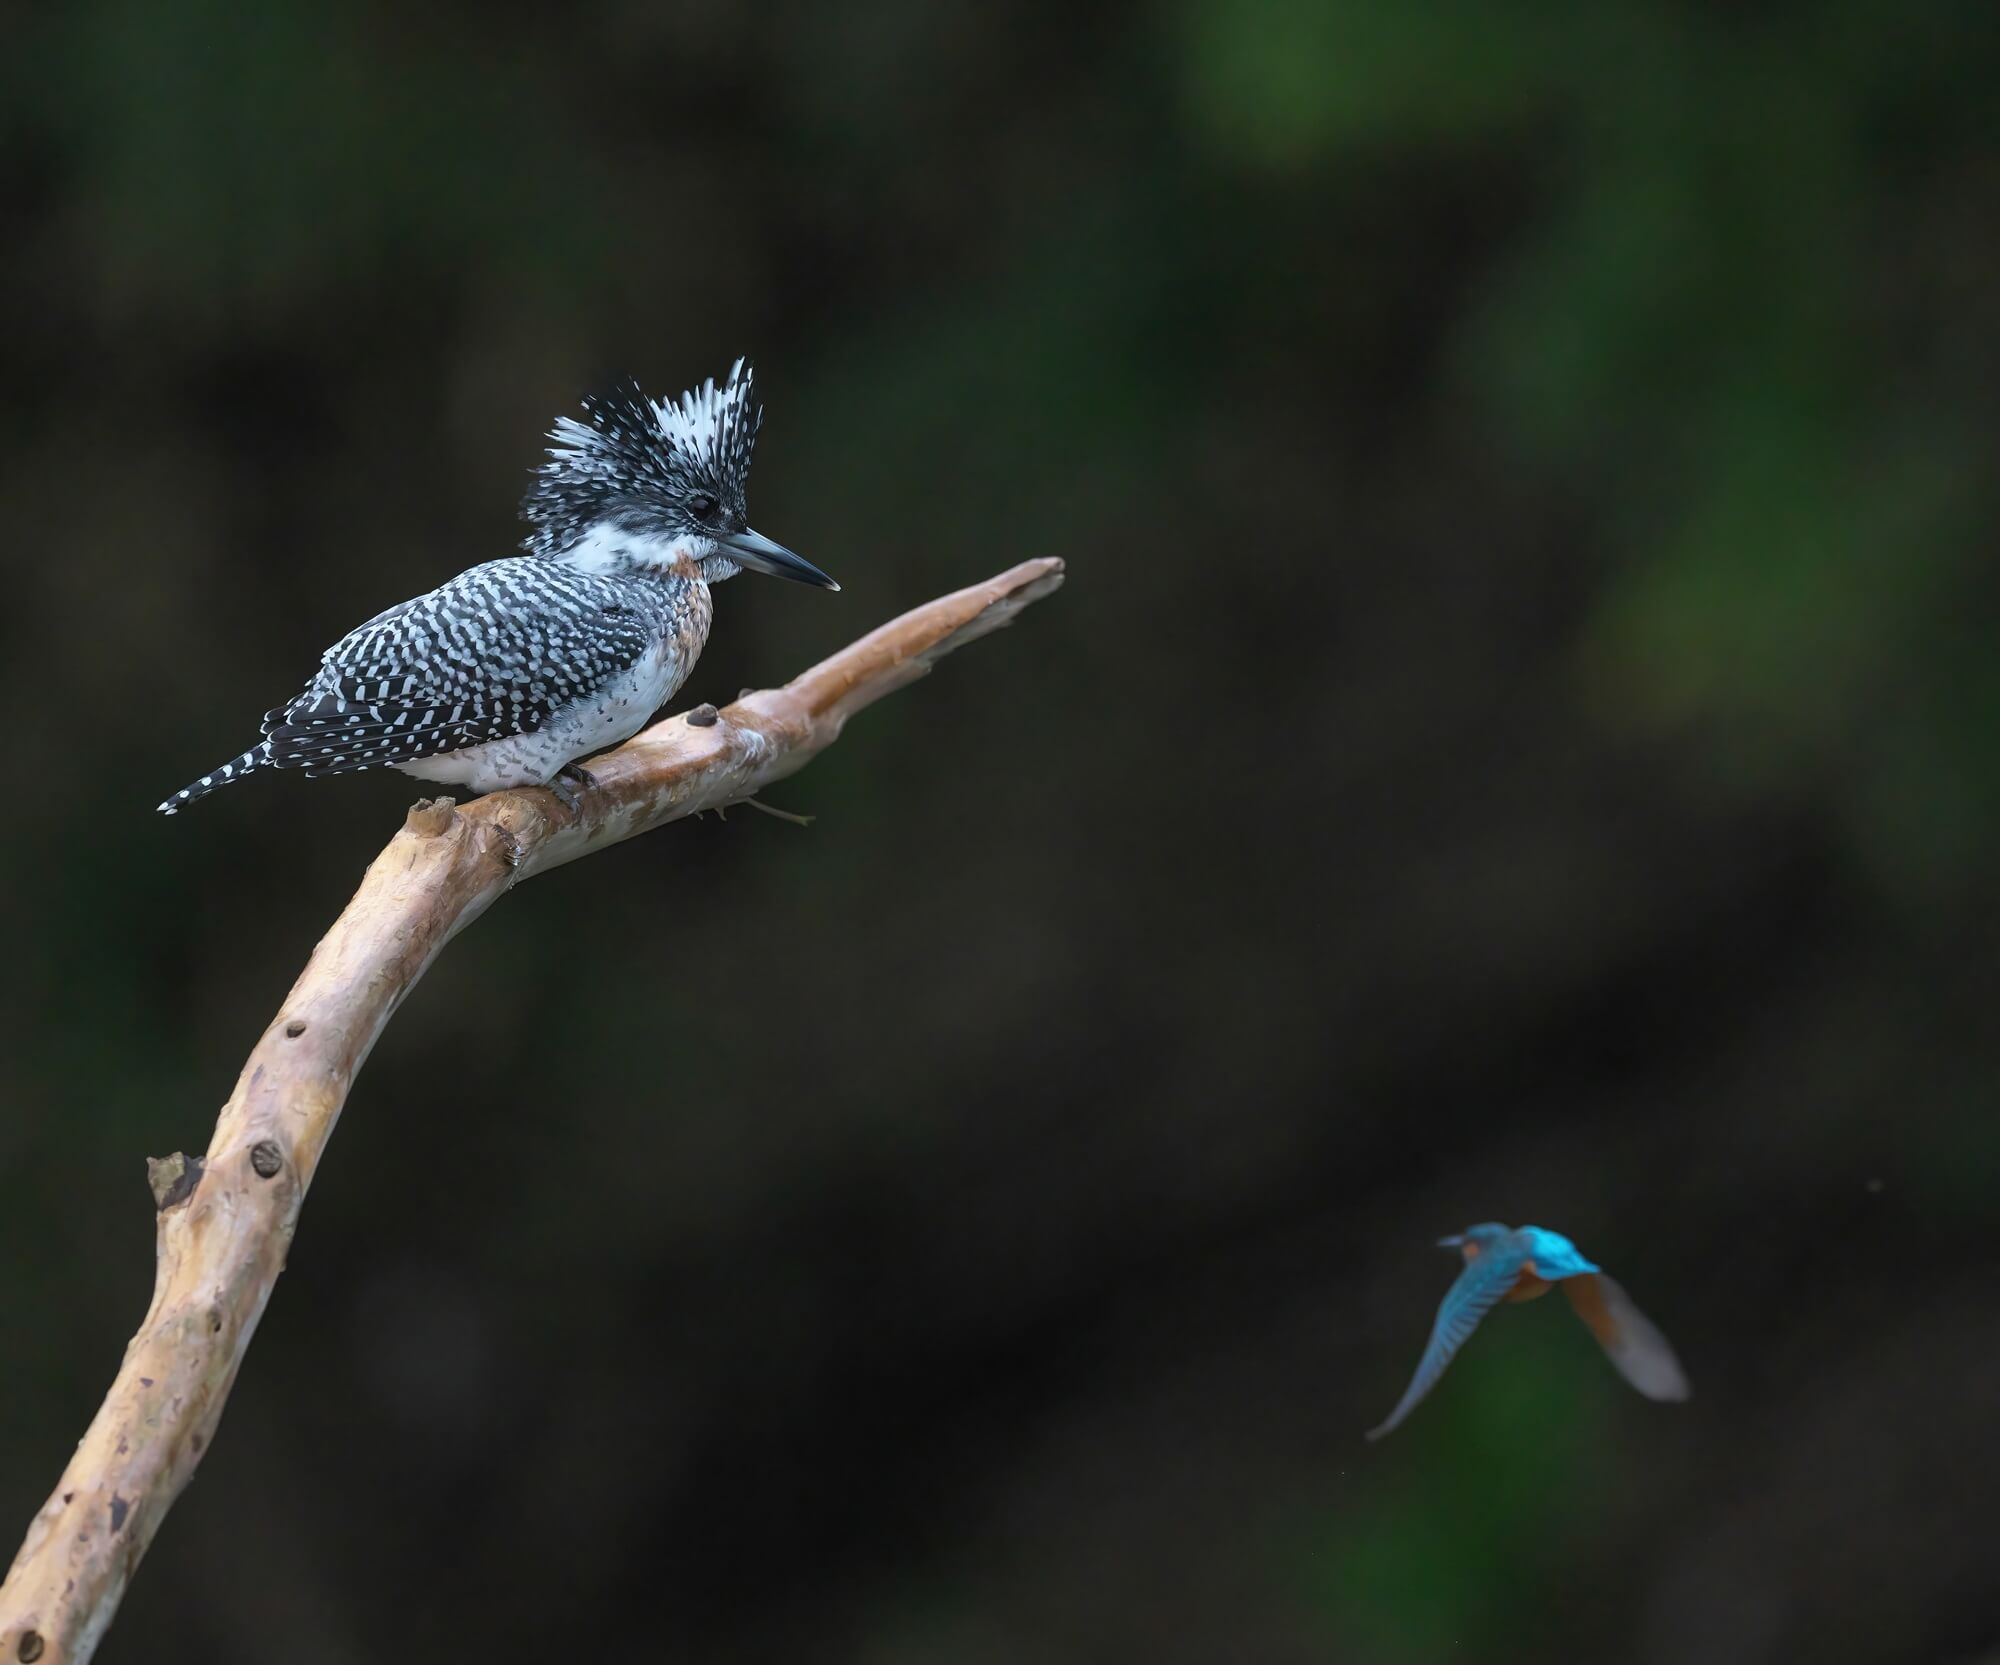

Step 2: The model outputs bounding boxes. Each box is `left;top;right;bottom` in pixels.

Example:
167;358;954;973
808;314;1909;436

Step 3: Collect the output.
0;557;1065;1665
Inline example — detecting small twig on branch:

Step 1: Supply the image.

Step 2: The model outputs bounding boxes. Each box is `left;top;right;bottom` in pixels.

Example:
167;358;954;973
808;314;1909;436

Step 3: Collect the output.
741;796;814;826
0;557;1065;1665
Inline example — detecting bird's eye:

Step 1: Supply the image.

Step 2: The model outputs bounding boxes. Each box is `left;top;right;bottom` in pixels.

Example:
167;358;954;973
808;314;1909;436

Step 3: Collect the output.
687;493;719;522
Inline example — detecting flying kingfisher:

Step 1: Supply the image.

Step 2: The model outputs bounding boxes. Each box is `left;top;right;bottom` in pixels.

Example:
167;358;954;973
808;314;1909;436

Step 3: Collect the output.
1366;1222;1689;1440
158;359;837;815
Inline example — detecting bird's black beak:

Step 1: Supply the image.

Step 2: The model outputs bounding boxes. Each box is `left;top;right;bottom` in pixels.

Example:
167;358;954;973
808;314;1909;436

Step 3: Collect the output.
1435;1234;1465;1249
717;527;839;591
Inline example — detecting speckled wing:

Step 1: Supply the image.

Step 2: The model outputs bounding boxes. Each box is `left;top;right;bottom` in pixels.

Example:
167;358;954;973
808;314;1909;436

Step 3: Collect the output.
1366;1244;1527;1440
261;560;655;776
1562;1273;1690;1402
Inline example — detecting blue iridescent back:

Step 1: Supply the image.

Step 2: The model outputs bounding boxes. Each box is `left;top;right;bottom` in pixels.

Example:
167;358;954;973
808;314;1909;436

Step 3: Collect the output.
1518;1227;1599;1280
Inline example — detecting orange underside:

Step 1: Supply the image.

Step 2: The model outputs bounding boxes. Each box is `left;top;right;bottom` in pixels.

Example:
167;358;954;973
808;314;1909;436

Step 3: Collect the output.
1460;1244;1556;1303
1506;1266;1554;1303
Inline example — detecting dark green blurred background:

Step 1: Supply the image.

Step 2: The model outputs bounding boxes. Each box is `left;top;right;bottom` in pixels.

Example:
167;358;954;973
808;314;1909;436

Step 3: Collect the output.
5;1;1999;1660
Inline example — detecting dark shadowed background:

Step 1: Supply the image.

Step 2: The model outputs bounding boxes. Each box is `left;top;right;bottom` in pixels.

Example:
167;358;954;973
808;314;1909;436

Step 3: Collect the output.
5;2;2000;1660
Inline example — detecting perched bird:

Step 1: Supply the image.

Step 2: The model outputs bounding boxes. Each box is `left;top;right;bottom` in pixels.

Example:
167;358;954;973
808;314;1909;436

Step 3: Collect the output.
158;360;837;816
1366;1222;1689;1440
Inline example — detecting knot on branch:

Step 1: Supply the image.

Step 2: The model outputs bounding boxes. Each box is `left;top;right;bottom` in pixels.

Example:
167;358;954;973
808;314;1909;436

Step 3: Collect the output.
145;1154;203;1212
404;798;458;838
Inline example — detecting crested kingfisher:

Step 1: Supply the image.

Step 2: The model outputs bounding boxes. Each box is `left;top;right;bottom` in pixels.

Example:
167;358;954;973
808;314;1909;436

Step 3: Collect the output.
159;359;837;815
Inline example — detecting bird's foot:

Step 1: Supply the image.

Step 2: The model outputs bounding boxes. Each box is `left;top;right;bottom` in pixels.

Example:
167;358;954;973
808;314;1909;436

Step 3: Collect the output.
548;763;600;816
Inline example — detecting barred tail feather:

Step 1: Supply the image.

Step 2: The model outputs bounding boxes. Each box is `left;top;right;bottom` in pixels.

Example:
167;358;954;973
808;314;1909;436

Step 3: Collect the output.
156;743;271;815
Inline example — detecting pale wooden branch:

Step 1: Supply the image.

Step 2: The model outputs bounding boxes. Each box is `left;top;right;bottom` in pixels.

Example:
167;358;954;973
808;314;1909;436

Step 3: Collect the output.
0;557;1065;1665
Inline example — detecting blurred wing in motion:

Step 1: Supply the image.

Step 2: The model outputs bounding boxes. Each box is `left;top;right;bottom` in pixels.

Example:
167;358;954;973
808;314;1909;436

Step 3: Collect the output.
1563;1272;1690;1402
1366;1247;1524;1440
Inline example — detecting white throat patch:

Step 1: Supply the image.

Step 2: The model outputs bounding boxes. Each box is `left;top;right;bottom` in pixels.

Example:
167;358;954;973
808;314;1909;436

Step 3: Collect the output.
555;522;711;577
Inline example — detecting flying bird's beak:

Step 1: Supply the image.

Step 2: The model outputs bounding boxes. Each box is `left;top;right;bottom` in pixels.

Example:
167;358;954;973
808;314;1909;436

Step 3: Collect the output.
716;527;840;591
1435;1234;1465;1249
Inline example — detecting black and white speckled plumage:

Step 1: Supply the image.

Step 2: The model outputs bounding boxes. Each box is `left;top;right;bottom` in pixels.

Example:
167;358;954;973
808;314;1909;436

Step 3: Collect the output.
159;360;836;815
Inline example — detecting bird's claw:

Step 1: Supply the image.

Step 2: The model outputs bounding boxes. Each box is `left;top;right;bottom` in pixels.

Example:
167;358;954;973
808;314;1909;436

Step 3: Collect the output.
548;763;599;816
